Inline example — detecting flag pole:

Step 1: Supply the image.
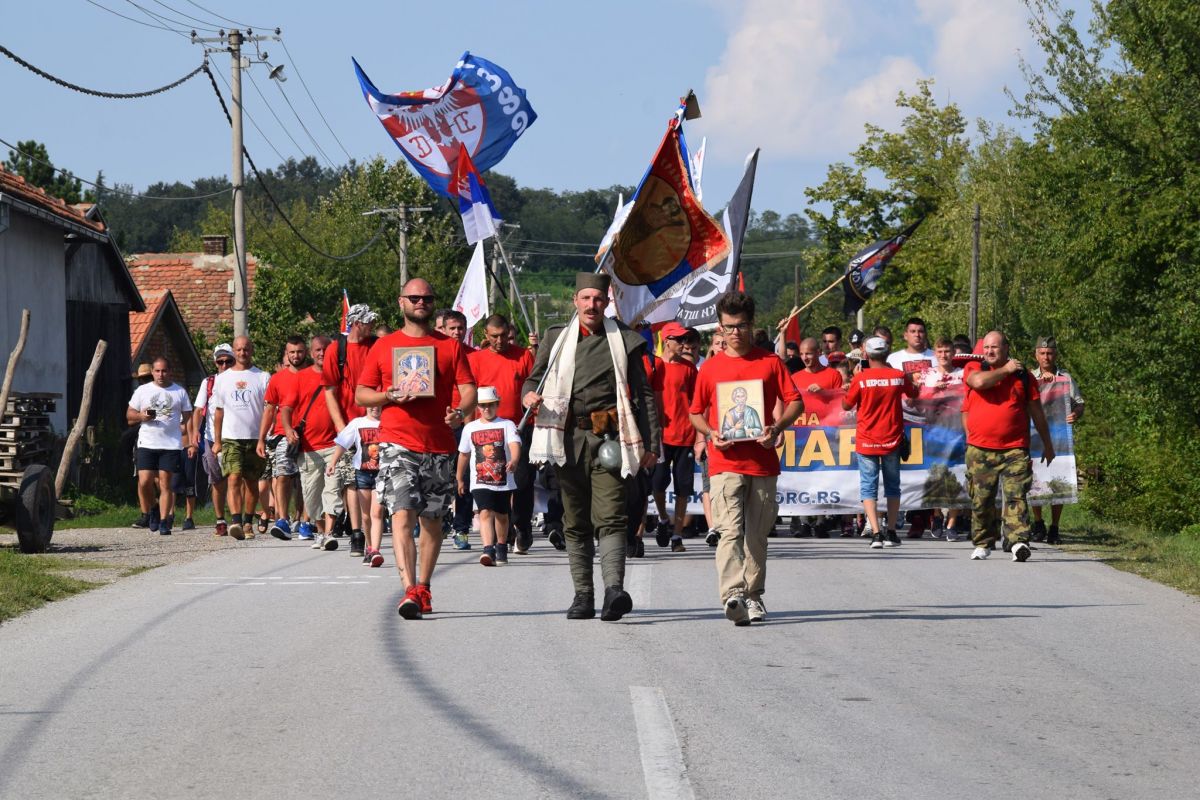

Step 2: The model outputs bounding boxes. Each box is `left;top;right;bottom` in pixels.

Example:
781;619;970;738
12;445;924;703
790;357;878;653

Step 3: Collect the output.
776;273;846;331
492;234;535;333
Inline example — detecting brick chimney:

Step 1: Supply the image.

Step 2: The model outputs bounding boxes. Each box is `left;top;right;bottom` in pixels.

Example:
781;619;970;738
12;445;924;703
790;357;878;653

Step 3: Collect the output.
202;235;228;256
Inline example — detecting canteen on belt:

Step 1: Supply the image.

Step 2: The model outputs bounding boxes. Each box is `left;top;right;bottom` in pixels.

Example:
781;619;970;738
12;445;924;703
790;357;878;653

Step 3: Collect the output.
597;436;623;472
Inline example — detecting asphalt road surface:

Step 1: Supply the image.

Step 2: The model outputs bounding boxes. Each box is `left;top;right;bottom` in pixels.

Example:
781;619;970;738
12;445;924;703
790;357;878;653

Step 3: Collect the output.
2;529;1198;799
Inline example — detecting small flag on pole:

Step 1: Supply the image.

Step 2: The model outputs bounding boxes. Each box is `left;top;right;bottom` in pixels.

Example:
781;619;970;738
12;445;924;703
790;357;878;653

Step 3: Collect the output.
453;241;490;337
452;144;502;244
341;289;351;334
843;219;923;314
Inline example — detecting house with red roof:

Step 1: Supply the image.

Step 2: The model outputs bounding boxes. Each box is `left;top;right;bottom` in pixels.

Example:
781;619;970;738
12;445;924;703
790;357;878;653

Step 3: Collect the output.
129;289;205;393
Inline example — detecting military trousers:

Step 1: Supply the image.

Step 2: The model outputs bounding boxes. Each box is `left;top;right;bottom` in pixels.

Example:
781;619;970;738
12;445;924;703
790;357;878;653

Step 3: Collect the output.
555;434;628;595
965;445;1033;547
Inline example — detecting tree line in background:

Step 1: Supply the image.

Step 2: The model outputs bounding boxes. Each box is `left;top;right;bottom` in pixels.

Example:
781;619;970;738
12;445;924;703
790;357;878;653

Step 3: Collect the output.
6;0;1196;533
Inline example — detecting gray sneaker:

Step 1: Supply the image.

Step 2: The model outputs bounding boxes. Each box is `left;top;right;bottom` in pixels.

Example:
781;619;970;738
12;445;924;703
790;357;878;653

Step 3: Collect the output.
724;595;750;626
745;597;767;623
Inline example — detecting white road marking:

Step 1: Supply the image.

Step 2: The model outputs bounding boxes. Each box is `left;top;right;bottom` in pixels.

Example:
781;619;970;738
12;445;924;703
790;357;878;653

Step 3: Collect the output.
629;686;695;800
626;564;652;609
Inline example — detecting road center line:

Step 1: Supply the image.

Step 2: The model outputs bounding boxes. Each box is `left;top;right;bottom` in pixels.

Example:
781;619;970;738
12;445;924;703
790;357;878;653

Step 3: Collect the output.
629;686;695;800
626;565;652;609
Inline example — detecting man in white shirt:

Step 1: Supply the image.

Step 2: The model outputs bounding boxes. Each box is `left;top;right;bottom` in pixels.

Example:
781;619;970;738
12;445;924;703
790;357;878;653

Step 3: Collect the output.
887;317;936;538
126;357;192;535
212;336;270;540
190;344;234;536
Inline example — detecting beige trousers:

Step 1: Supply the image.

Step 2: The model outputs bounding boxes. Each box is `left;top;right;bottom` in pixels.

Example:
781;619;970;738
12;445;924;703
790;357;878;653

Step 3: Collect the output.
709;472;778;603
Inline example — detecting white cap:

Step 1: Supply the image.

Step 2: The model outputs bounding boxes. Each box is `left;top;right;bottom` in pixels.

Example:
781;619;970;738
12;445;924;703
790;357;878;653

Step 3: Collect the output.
864;337;890;357
213;343;234;360
477;386;500;404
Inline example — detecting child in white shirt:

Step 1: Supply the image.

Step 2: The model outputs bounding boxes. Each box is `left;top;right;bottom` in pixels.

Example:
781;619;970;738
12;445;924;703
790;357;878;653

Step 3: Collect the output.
328;405;384;565
457;387;521;566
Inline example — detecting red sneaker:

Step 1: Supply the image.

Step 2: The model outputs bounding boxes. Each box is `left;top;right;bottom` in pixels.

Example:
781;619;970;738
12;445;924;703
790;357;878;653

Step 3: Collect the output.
397;586;423;620
416;584;432;614
370;550;384;568
214;519;228;537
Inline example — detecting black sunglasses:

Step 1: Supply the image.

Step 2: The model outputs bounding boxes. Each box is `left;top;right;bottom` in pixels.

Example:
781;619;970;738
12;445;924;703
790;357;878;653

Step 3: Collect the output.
403;294;436;304
215;358;234;365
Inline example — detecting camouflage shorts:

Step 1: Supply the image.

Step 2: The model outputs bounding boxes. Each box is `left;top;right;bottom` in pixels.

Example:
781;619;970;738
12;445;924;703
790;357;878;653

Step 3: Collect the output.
374;443;454;519
334;450;356;489
965;445;1033;546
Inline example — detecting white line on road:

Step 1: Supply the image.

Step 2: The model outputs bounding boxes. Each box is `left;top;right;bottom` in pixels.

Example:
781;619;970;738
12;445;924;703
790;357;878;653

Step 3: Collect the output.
630;686;695;800
626;565;652;609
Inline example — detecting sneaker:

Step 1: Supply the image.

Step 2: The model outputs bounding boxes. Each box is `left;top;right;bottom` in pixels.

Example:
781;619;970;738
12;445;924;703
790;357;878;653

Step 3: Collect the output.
745;597;767;623
885;530;901;547
724;595;750;626
269;518;292;541
349;530;365;556
945;525;959;542
182;518;196;532
670;536;686;553
654;521;672;548
214;518;228;537
515;527;534;554
453;532;471;550
840;519;855;537
362;548;373;566
1011;542;1031;562
970;546;990;560
793;521;813;538
370;549;384;568
158;518;172;536
296;522;315;541
859;523;873;538
416;585;432;614
547;528;566;551
131;513;151;529
496;542;508;565
1046;525;1061;545
229;519;245;540
705;529;720;547
323;534;339;551
397;586;423;620
870;532;885;549
480;547;496;567
1031;520;1047;543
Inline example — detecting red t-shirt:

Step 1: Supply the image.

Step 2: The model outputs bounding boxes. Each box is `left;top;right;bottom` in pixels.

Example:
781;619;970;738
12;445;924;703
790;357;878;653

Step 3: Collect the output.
468;345;535;423
321;336;377;423
844;367;916;455
264;369;298;437
358;330;475;454
690;348;800;477
652;358;698;447
285;367;338;452
963;362;1040;449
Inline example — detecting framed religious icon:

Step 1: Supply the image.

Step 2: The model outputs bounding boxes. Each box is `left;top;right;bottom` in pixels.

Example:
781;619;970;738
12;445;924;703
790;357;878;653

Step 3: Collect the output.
391;346;437;398
716;378;766;441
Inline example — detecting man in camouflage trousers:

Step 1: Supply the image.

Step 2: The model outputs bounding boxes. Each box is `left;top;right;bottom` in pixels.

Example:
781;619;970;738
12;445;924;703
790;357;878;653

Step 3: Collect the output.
962;331;1056;562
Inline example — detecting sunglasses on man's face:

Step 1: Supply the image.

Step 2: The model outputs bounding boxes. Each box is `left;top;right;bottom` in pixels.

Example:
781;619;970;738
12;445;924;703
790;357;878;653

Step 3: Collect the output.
216;358;234;366
403;294;436;305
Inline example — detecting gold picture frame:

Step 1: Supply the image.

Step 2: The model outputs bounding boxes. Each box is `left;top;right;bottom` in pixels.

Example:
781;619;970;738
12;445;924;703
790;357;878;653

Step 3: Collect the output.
716;378;766;441
391;346;437;398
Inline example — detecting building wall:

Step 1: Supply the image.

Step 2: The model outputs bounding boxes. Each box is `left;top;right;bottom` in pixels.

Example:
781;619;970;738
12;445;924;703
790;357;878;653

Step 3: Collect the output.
0;211;69;432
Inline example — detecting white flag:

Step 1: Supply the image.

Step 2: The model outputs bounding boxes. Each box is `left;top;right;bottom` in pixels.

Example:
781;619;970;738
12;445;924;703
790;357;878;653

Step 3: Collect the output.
691;136;706;204
453;242;490;335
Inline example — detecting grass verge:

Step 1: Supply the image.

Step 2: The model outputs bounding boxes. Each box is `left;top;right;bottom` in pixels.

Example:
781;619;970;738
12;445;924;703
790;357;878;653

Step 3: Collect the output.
1056;505;1200;597
0;547;112;623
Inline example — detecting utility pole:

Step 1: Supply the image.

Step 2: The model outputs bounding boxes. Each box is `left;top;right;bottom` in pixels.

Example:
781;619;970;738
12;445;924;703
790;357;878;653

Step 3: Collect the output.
523;293;551;334
970;203;981;344
362;206;432;285
193;27;283;338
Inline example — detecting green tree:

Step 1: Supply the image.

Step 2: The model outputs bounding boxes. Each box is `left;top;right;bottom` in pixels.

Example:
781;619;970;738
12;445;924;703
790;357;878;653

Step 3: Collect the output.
4;139;83;203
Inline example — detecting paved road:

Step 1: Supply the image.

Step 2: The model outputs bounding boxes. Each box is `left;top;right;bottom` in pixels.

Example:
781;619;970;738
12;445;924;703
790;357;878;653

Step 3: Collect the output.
2;529;1198;799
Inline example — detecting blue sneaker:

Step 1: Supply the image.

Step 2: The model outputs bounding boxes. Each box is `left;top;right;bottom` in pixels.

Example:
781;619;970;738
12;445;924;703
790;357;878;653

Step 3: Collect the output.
296;521;315;540
453;532;471;550
269;518;292;540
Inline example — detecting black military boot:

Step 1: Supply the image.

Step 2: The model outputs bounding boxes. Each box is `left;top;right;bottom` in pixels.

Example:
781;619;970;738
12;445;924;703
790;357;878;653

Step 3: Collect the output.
349;529;366;556
1031;520;1047;542
567;592;595;620
600;586;633;622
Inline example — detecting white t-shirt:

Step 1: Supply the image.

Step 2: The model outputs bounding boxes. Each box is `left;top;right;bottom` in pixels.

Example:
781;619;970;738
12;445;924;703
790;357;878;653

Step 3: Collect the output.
193;376;219;443
921;366;964;391
458;418;520;492
333;416;382;470
887;348;935;378
211;366;269;440
128;382;192;450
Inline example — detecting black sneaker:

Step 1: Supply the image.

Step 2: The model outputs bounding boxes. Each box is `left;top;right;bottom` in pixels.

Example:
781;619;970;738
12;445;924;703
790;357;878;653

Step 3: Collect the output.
181;518;196;531
870;532;885;549
158;517;172;536
1031;520;1047;542
600;586;633;622
567;592;595;619
793;522;813;538
515;526;534;554
885;530;902;547
349;530;366;556
131;513;150;529
547;527;566;551
1012;541;1032;562
148;509;161;530
1046;525;1061;545
670;536;686;553
653;521;671;548
705;529;720;547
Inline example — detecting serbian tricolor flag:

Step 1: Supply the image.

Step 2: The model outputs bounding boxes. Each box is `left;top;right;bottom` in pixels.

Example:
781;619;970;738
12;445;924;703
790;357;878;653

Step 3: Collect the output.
452;144;501;244
340;289;351;334
352;53;536;198
597;115;730;323
843;219;923;314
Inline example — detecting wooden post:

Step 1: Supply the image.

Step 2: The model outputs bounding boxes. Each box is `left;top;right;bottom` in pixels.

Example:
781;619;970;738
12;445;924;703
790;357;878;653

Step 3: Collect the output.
56;339;107;499
777;273;847;331
0;309;31;425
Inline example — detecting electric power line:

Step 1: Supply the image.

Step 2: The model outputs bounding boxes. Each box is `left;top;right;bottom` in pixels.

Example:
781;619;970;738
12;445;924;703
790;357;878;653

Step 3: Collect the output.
208;65;288;163
270;74;337;168
83;0;192;38
278;38;354;162
148;0;225;31
182;0;273;30
123;0;217;33
1;134;232;201
0;43;205;98
242;68;325;166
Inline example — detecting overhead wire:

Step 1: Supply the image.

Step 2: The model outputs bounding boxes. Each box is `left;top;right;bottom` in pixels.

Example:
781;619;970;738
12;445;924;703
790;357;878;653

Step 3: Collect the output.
123;0;218;33
278;38;354;162
209;66;289;164
147;0;225;31
82;0;192;38
181;0;273;30
269;73;337;167
0;43;205;99
242;68;323;165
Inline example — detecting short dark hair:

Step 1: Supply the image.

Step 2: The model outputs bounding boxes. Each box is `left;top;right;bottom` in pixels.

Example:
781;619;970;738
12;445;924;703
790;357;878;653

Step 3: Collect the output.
484;313;509;330
285;335;306;348
785;341;799;352
873;325;892;339
821;325;842;340
905;317;927;330
715;291;756;321
442;310;467;327
151;356;170;368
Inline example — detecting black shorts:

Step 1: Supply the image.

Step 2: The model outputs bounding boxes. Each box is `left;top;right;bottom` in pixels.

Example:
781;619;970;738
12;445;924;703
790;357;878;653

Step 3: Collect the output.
136;447;181;474
171;448;200;496
472;488;512;513
651;444;696;497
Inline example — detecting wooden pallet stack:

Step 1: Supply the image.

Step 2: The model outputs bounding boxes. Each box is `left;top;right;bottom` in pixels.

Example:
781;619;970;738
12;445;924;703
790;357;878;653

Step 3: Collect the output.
0;392;57;488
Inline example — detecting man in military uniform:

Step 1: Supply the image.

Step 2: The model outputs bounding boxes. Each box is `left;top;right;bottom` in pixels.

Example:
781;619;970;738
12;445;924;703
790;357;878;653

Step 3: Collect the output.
522;272;661;621
1030;335;1083;544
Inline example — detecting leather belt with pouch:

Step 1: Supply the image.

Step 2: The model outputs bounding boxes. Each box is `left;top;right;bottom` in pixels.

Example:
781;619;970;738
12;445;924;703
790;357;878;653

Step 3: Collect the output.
571;408;619;435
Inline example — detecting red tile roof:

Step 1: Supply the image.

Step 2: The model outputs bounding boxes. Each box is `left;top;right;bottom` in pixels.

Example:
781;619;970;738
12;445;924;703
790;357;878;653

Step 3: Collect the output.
129;289;169;358
126;252;260;341
0;166;106;233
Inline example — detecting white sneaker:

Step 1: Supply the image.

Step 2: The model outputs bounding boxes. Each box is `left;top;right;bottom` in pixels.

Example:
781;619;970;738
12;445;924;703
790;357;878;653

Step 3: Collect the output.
745;598;767;623
970;546;990;560
311;534;325;550
1011;542;1031;562
724;595;750;626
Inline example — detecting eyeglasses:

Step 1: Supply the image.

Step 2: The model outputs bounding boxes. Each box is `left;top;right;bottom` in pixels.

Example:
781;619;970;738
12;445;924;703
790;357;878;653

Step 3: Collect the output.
215;358;234;366
403;294;436;305
722;322;752;332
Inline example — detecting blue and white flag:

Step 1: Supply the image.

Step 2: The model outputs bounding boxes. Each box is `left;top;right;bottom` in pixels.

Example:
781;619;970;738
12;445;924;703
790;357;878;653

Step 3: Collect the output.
352;52;536;198
452;144;501;244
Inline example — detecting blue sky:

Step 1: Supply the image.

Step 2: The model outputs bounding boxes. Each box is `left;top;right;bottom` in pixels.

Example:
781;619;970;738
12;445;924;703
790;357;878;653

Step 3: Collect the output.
2;1;1091;219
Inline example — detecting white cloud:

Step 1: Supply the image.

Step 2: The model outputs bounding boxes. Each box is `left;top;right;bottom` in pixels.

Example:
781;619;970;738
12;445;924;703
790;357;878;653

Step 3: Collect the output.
917;0;1029;97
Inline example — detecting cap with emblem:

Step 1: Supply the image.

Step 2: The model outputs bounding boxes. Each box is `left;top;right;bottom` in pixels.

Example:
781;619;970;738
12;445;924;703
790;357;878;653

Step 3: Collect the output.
575;272;611;293
1035;335;1057;350
346;304;378;325
212;343;233;360
864;337;890;357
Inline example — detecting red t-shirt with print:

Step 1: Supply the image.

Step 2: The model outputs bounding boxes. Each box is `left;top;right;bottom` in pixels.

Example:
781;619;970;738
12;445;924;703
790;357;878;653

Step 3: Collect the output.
358;330;475;453
652;358;698;447
468;345;535;423
264;369;298;437
690;348;800;477
285;367;338;452
844;367;916;455
962;361;1040;449
322;336;377;422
